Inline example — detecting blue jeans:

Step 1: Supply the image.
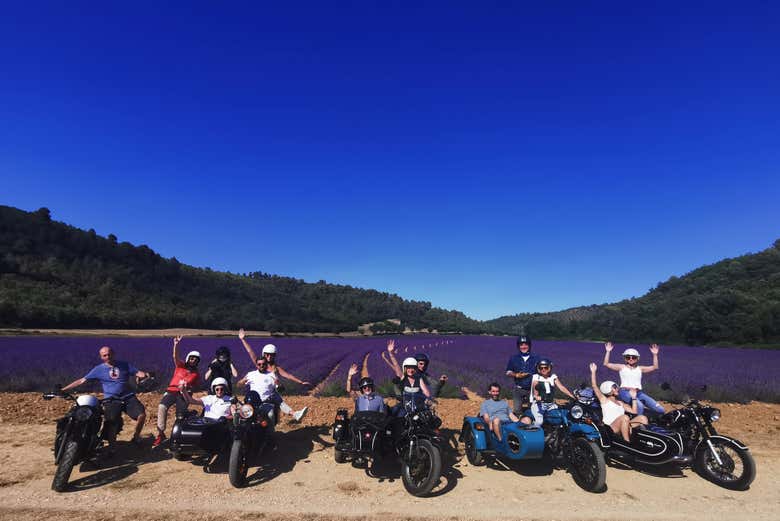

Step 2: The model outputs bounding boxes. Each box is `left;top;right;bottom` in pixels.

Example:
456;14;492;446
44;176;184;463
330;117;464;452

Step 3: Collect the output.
618;389;664;415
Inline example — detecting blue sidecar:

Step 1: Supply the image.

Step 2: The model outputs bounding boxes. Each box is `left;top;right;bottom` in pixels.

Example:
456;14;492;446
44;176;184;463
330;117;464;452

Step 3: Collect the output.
461;416;544;465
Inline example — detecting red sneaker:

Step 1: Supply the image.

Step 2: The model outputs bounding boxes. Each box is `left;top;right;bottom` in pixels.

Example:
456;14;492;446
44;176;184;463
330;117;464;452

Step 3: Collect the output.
152;434;166;448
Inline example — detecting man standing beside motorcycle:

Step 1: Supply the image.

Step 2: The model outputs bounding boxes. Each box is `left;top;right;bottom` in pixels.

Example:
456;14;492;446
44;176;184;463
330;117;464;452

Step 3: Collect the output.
61;346;150;451
505;336;541;416
153;335;201;448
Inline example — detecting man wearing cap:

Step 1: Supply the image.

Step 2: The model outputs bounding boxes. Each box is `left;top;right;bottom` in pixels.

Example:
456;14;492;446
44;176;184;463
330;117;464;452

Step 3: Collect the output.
505;335;541;416
62;346;150;451
153;335;200;447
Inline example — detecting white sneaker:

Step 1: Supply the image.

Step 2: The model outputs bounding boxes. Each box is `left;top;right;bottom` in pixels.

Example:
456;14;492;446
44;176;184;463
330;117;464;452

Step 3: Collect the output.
293;406;309;422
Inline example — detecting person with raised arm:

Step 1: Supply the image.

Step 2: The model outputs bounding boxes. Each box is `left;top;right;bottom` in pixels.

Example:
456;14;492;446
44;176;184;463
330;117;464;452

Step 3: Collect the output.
347;363;386;413
153;335;200;448
237;328;309;422
603;342;665;415
61;346;150;452
382;339;447;398
589;363;647;442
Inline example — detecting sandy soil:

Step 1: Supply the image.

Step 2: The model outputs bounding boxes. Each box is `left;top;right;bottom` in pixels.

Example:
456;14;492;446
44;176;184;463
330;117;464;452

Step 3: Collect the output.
1;393;778;521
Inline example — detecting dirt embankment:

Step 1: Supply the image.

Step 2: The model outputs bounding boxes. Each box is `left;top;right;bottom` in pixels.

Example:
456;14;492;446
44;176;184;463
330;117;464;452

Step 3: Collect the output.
1;394;779;521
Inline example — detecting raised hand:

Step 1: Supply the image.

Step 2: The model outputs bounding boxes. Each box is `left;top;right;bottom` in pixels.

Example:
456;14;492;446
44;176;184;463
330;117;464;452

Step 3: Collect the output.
348;363;358;376
173;335;183;345
238;328;245;340
589;362;597;373
650;344;660;355
387;339;395;353
604;342;613;352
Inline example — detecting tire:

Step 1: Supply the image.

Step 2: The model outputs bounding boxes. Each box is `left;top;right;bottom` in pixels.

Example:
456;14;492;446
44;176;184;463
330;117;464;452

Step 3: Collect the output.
695;438;756;491
173;450;188;461
51;440;79;492
334;448;346;463
461;426;484;466
401;439;442;497
228;439;248;488
568;438;606;493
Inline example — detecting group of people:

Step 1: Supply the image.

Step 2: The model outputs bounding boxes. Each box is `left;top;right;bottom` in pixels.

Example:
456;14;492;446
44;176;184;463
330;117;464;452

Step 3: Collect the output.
61;329;310;453
479;336;664;442
61;333;663;454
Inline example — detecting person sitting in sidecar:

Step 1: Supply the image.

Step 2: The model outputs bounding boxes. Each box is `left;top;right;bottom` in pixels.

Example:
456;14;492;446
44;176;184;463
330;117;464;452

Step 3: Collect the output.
589;363;647;442
346;363;387;414
479;382;531;441
170;377;235;459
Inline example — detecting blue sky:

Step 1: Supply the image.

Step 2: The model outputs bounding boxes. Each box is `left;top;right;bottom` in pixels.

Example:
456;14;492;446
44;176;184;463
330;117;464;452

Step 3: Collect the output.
2;2;779;320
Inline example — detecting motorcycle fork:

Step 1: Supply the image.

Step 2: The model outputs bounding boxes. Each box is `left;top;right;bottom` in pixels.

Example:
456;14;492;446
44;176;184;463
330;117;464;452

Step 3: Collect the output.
695;415;724;466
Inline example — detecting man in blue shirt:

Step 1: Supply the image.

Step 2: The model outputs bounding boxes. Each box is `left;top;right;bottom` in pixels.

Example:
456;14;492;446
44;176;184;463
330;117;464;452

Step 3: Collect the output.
346;363;386;413
505;336;541;416
62;346;150;450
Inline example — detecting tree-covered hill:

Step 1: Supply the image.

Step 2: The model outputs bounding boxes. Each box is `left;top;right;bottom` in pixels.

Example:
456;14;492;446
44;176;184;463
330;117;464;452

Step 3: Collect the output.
486;240;780;346
0;206;482;333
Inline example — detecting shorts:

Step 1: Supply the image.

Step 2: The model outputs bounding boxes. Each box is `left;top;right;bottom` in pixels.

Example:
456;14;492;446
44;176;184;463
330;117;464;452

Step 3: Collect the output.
104;394;145;422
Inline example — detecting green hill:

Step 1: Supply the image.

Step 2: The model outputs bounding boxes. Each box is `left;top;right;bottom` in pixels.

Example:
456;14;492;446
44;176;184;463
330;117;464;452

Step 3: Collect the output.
486;240;780;346
0;206;481;333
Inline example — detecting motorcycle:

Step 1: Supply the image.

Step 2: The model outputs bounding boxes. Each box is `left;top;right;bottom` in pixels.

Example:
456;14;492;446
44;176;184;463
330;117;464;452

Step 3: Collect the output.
332;395;444;497
43;391;107;492
461;401;607;493
656;399;756;490
227;395;276;488
573;387;692;468
169;411;232;463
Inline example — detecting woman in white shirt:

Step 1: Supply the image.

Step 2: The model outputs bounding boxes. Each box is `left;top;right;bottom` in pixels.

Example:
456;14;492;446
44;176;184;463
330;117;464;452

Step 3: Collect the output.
529;359;576;426
589;363;647;442
603;342;665;415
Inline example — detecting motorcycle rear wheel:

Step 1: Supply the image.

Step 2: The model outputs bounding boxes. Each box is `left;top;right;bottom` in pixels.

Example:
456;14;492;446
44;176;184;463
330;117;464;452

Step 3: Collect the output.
228;439;248;488
52;440;79;492
401;439;441;497
695;438;756;490
568;437;606;493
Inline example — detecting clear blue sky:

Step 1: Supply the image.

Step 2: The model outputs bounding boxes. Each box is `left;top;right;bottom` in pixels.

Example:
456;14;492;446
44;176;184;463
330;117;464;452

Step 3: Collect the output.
2;2;779;320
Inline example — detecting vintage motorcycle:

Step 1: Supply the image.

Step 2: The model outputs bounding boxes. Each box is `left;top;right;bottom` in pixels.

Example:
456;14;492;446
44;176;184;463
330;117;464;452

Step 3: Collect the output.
656;399;756;490
461;401;607;492
44;391;106;491
227;395;276;488
332;395;444;497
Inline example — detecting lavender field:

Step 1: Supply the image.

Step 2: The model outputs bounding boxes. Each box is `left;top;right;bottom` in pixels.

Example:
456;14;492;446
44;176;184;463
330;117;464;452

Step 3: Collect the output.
0;335;777;403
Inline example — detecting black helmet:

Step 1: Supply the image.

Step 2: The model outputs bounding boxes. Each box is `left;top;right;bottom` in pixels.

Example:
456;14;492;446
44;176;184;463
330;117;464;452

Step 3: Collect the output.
517;335;532;348
413;353;430;363
358;377;374;390
216;346;231;360
536;358;553;371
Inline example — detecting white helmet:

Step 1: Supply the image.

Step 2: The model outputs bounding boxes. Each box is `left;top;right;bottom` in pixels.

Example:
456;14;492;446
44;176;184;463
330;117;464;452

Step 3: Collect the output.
185;351;201;362
262;344;277;355
210;377;229;392
402;357;418;368
622;348;640;359
76;395;99;407
599;381;618;395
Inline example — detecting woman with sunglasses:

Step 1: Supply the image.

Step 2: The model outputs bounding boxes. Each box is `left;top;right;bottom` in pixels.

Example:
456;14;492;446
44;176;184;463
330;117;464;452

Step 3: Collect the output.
529;358;576;426
346;363;386;413
589;363;646;442
603;342;665;415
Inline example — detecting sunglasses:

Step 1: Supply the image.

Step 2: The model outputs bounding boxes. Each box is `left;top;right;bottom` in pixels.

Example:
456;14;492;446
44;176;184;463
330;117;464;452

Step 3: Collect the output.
538;366;551;370
624;356;638;360
214;386;226;392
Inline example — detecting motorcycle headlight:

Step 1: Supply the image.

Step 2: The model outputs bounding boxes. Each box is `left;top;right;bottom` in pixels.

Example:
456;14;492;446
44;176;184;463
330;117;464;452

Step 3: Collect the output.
569;405;584;420
74;406;94;421
709;408;721;422
239;404;254;419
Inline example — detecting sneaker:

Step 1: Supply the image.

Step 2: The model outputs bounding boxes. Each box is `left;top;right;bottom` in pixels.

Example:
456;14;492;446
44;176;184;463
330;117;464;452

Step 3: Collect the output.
152;434;166;448
293;407;309;422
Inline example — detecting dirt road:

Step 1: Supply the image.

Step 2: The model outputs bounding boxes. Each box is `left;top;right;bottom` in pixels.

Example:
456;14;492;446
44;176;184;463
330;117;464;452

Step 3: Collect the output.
1;394;778;521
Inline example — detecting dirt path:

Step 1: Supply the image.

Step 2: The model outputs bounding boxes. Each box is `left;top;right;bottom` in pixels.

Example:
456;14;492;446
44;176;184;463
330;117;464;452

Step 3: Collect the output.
1;394;778;521
309;362;342;396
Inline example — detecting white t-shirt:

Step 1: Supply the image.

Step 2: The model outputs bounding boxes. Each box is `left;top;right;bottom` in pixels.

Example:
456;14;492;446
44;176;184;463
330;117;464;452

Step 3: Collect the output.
244;370;277;401
200;394;233;420
602;399;627;426
619;365;643;389
531;374;558;403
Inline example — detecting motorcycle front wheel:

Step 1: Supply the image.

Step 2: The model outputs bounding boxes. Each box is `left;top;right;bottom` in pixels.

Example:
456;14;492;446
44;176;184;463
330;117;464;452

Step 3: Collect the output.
401;439;442;497
695;438;756;490
228;439;248;488
51;439;79;492
568;437;606;493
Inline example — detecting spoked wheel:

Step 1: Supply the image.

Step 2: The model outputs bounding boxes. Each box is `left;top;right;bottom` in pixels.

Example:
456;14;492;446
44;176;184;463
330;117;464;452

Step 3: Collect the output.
695;438;756;490
461;426;484;466
228;439;248;488
401;439;442;497
568;438;606;493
